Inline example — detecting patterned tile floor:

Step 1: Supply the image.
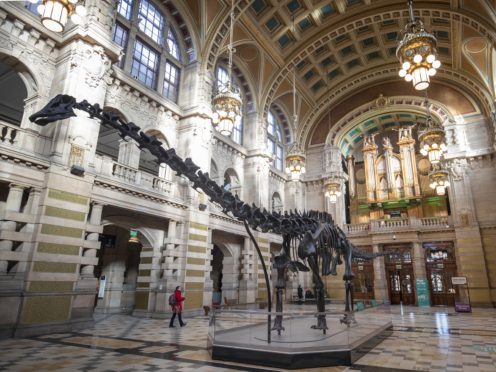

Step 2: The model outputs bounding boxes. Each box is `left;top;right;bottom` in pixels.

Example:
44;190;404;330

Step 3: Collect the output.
0;304;495;371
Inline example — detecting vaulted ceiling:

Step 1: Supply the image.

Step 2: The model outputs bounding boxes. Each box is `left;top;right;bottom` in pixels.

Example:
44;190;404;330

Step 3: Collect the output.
187;0;496;148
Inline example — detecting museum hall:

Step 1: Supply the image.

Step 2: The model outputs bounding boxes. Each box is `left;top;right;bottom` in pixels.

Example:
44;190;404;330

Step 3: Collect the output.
0;0;495;370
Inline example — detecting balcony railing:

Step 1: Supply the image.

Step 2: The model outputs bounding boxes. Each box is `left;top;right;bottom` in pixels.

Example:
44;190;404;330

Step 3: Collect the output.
0;120;52;155
345;216;452;235
94;155;173;195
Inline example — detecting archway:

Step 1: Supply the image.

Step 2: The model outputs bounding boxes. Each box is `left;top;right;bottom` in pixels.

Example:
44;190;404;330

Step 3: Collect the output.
0;60;27;126
94;223;152;314
210;231;241;305
210;245;224;305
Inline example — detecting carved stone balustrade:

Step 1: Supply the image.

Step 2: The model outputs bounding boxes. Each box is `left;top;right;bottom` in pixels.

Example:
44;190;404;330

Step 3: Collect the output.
0;120;53;155
344;216;453;236
93;155;173;196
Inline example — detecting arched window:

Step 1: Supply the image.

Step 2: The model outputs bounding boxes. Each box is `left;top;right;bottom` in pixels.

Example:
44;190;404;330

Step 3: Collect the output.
215;65;243;145
267;111;283;171
113;0;183;103
272;192;283;213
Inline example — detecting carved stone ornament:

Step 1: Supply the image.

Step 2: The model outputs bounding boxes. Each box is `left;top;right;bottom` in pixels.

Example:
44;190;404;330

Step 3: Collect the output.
83;46;112;88
374;94;390;108
70;42;111;88
449;158;467;181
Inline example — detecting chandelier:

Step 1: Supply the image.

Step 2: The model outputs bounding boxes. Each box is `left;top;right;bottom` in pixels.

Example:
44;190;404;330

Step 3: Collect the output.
285;67;306;181
324;177;342;203
419;99;447;164
285;143;306;180
211;0;242;137
396;0;441;90
428;166;450;196
30;0;87;33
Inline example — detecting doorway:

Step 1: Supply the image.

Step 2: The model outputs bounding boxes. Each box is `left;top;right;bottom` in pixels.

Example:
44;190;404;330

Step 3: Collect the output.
352;246;374;300
384;244;415;305
94;225;142;313
210;245;224;305
424;242;457;306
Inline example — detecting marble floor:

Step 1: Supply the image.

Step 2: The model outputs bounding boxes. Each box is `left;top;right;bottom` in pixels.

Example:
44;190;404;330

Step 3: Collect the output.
0;304;495;371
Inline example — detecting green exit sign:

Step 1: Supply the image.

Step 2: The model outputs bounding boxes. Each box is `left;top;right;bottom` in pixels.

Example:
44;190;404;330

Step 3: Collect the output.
130;229;138;237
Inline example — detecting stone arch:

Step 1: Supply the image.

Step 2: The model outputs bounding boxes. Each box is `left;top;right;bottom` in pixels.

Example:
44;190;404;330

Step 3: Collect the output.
328;96;454;150
101;216;156;250
162;0;200;62
271;192;283;213
95;216;156;313
210;232;241;304
202;1;254;72
96;106;131;162
301;69;490;149
268;102;292;145
223;167;241;196
140;128;171;178
0;52;39;130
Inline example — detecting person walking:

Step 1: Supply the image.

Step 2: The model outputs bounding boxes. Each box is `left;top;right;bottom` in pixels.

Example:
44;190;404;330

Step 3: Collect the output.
297;285;303;301
169;286;186;328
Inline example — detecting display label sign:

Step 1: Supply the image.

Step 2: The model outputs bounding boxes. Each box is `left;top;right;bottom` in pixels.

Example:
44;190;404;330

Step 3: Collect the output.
98;275;106;299
455;302;471;312
451;276;467;285
415;278;430;307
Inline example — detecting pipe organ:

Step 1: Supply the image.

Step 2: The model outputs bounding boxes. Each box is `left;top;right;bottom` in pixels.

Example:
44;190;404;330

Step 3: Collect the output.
361;129;420;203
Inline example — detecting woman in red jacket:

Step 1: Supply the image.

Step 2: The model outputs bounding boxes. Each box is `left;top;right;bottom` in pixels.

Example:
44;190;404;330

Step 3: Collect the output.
169;286;186;327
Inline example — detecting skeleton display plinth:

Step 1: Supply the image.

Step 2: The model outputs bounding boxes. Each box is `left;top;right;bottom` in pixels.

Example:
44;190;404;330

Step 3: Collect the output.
208;309;392;369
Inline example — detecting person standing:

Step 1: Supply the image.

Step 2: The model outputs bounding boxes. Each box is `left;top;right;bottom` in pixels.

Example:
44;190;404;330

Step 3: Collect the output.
297;285;303;301
169;286;186;328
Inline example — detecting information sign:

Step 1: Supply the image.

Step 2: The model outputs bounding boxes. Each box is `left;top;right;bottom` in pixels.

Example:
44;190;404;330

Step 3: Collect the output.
415;278;430;307
98;275;106;299
451;276;467;285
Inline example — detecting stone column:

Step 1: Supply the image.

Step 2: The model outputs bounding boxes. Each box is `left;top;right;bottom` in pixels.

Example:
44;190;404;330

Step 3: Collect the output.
81;203;104;276
373;244;388;303
347;155;355;198
362;135;378;202
239;236;256;304
14;188;42;275
412;242;426;280
0;184;26;273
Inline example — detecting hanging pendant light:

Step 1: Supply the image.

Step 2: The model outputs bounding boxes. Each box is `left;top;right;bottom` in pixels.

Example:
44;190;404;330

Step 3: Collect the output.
396;0;440;90
212;0;242;137
324;177;342;203
33;0;87;33
428;165;450;196
285;66;306;181
418;96;447;164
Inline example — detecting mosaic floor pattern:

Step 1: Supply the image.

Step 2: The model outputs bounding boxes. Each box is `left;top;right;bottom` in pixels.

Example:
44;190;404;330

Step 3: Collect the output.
0;304;495;371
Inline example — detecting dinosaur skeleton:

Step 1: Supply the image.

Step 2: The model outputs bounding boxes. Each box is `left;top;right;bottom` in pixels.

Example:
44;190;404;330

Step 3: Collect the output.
30;94;388;335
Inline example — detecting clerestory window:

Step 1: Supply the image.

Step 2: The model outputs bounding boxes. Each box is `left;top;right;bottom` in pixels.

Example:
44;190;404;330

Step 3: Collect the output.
112;0;184;103
267;111;284;171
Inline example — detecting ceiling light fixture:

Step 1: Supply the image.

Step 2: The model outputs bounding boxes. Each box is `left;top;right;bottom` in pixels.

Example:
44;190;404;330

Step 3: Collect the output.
31;0;87;33
396;0;440;90
428;165;450;196
419;95;447;164
212;0;242;137
324;177;342;203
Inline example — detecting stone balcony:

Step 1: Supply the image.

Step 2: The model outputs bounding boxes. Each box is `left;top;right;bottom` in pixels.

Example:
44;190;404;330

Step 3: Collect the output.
344;216;452;236
93;154;175;197
0;120;53;156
